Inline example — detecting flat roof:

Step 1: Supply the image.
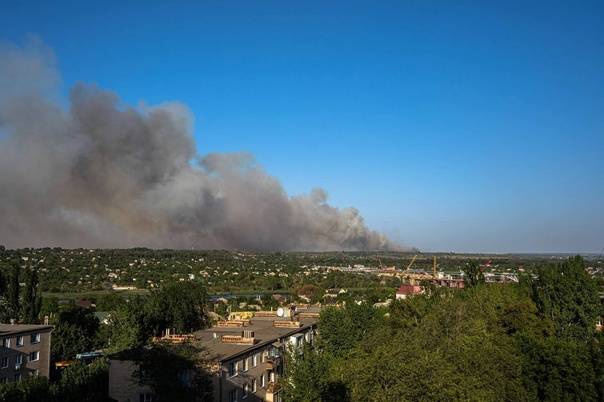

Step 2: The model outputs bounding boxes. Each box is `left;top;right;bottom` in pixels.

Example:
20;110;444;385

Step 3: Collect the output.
193;315;317;363
0;324;53;337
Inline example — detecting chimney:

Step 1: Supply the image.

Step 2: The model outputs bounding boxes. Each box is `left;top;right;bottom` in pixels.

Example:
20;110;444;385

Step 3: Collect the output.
44;316;49;325
10;319;15;325
243;330;254;339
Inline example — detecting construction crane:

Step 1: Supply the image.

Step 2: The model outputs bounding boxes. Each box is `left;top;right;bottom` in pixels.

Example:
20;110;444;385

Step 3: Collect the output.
406;255;418;271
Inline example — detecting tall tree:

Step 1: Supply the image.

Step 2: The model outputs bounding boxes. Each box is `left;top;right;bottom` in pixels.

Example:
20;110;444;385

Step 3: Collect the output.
51;307;100;360
0;267;6;297
463;261;485;287
148;282;209;334
8;257;21;320
22;266;42;323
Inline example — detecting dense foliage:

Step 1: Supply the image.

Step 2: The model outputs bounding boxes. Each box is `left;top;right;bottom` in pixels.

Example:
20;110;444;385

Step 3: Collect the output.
0;255;42;323
283;256;604;402
0;359;109;402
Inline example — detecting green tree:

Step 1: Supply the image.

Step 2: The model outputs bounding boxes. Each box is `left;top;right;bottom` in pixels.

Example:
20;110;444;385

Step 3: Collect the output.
127;344;213;401
463;261;485;287
50;359;109;402
22;267;42;323
105;299;155;352
530;256;600;340
0;268;6;297
318;303;383;358
51;307;100;360
147;282;209;334
520;336;597;401
8;258;21;320
282;345;347;402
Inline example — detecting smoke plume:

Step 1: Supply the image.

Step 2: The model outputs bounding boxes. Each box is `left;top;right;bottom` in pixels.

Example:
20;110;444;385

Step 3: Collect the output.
0;39;400;251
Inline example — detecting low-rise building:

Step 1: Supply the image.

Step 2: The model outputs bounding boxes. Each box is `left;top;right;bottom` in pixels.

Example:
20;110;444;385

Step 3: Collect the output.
108;307;319;402
395;284;424;300
0;323;53;384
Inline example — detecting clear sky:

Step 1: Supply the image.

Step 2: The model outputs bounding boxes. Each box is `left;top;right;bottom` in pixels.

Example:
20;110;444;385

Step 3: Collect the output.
2;1;603;253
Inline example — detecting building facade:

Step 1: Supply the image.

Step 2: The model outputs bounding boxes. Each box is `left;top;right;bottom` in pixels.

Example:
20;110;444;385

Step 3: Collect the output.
0;324;53;384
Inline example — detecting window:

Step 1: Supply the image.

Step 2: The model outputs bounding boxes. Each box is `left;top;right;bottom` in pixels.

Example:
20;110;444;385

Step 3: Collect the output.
242;357;249;372
29;351;39;362
228;388;238;402
14;373;21;382
15;355;22;365
16;336;23;347
243;383;249;399
30;333;40;344
1;338;9;348
260;374;266;388
1;357;8;368
228;362;236;377
139;393;153;402
251;378;257;393
252;353;258;367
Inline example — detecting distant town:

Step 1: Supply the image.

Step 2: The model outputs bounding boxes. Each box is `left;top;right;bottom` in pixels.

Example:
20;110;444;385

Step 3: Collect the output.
1;248;603;401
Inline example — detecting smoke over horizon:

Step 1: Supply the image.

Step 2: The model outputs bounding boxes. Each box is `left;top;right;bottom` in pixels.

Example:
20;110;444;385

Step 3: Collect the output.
0;39;404;251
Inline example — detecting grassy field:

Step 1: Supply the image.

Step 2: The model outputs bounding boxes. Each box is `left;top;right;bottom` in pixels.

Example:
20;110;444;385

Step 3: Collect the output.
42;289;150;299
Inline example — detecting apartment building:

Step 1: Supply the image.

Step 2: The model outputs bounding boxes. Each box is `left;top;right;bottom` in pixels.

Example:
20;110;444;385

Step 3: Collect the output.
0;323;53;384
108;306;319;402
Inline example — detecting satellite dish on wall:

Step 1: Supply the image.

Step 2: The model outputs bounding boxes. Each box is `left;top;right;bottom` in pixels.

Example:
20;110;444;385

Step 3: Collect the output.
277;307;284;317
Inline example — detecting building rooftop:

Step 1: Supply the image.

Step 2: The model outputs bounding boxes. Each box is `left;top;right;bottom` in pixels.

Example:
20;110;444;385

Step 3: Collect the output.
0;323;53;337
193;315;317;363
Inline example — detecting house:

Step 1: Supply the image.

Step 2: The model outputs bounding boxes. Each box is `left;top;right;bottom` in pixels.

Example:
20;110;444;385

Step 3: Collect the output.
108;306;319;402
0;323;53;383
395;284;424;300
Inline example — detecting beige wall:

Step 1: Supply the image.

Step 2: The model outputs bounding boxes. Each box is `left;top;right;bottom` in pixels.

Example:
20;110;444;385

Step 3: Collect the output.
0;329;52;383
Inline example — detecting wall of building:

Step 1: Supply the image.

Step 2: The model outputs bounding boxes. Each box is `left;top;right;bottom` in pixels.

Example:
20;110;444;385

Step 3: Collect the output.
108;359;154;402
0;329;52;383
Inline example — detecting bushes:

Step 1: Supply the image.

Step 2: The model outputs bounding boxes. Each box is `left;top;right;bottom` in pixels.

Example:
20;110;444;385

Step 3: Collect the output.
0;359;109;402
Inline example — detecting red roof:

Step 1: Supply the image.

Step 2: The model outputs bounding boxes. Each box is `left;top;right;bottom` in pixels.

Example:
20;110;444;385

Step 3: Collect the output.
396;284;423;295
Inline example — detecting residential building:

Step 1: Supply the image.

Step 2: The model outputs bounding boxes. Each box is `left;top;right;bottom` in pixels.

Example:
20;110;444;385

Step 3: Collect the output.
395;284;424;300
0;323;53;384
108;306;319;402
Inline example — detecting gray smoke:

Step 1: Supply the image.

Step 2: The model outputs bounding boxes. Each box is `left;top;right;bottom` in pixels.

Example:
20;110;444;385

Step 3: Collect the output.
0;39;401;251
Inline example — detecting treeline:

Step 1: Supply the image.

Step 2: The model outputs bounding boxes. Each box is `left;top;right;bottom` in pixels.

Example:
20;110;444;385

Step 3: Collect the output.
0;248;566;295
283;256;604;401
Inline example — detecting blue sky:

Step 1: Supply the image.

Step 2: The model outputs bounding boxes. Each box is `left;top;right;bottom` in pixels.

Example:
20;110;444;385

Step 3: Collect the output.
2;1;603;253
